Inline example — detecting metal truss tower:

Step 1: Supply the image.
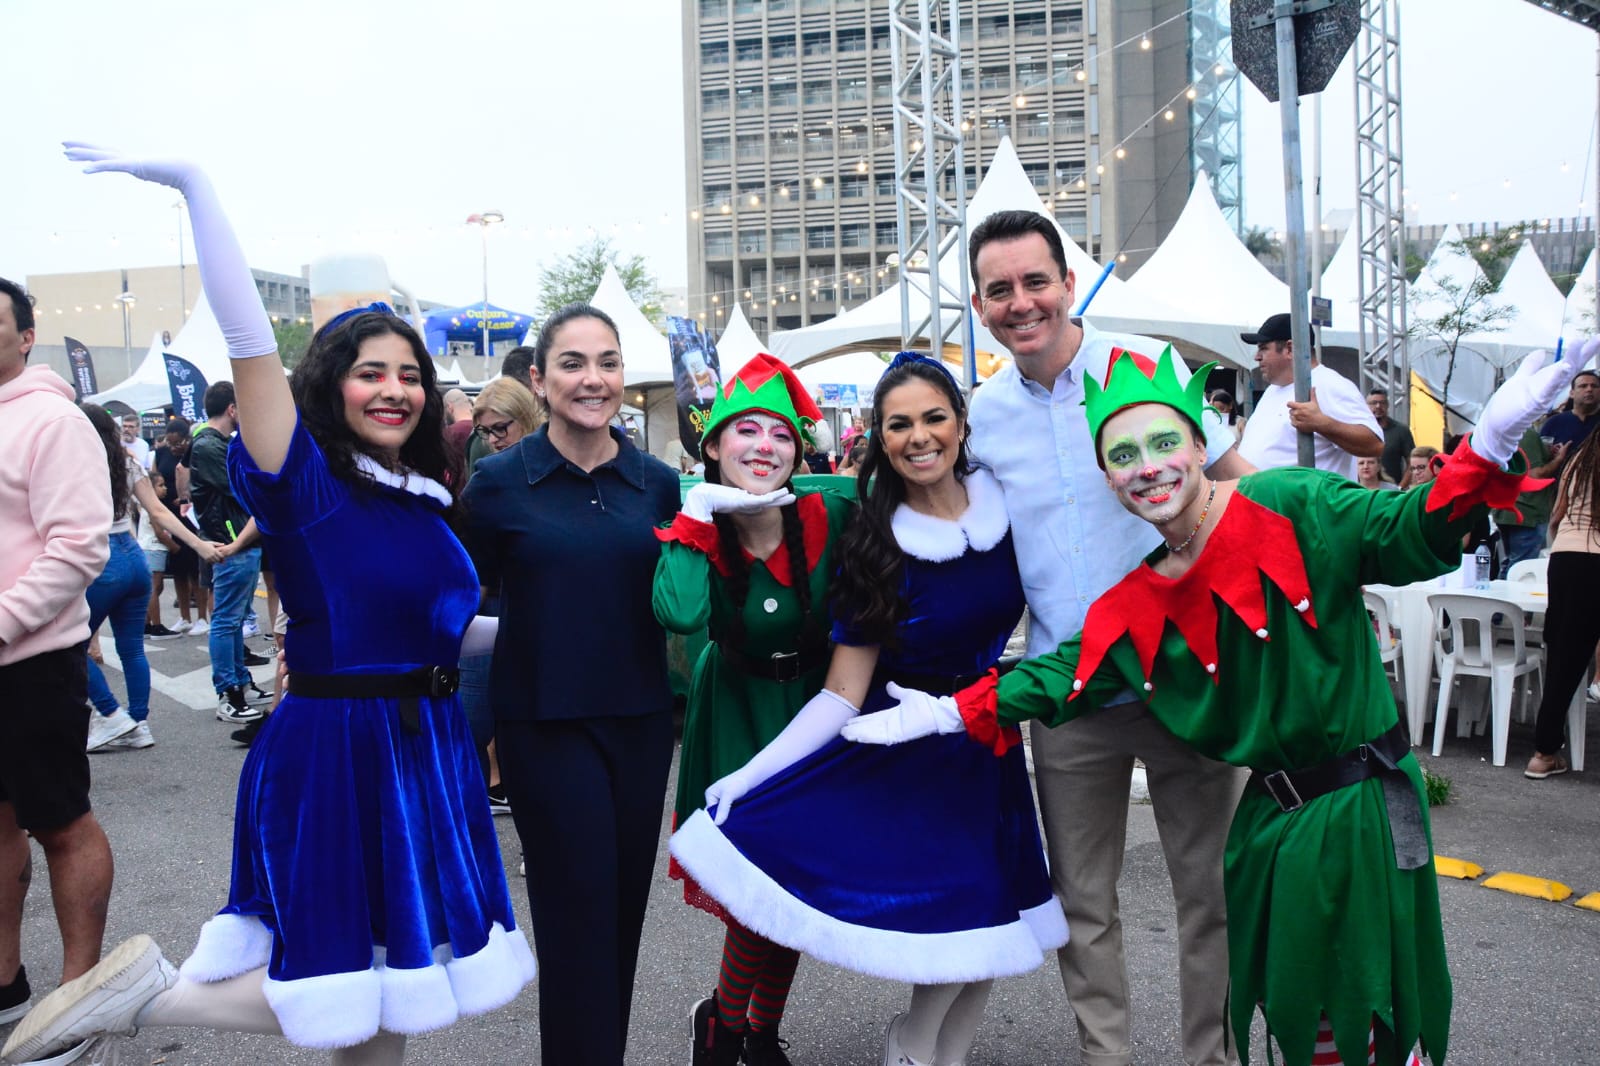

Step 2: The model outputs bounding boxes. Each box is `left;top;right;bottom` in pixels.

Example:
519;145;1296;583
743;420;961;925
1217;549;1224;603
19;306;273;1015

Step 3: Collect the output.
888;0;974;384
1352;0;1408;415
1189;0;1243;230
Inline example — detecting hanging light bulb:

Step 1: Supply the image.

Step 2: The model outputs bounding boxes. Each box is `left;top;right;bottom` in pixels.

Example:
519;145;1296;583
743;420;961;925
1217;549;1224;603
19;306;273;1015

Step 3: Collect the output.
1185;87;1197;100
1140;35;1150;50
749;193;760;206
1014;94;1027;108
1164;109;1175;121
1075;69;1087;81
812;175;824;188
1115;146;1126;159
691;210;701;220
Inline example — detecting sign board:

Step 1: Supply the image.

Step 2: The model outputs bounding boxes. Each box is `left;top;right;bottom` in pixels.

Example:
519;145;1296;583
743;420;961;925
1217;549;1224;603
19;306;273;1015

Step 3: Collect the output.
1311;296;1333;327
1231;0;1360;102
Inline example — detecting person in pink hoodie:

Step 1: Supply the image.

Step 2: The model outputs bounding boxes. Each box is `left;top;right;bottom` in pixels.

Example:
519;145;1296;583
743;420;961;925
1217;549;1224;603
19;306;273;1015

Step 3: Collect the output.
0;275;115;1029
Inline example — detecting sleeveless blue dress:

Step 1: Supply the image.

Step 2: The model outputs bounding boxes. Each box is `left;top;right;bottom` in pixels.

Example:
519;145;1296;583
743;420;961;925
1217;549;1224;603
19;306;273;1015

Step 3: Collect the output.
176;423;534;1049
670;469;1067;983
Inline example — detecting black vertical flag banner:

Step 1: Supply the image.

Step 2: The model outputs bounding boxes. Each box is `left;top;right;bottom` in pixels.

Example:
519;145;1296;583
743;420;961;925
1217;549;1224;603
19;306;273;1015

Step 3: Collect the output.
63;337;99;399
666;316;722;457
163;354;209;423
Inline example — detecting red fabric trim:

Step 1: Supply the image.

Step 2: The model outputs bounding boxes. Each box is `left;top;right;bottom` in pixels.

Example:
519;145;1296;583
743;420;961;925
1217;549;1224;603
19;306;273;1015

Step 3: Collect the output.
656;512;724;568
1070;492;1318;699
956;670;1019;756
733;492;829;588
1425;434;1550;524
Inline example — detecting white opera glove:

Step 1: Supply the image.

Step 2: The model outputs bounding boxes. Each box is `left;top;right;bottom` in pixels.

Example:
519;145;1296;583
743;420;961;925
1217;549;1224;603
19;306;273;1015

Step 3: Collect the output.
1473;339;1599;466
680;482;796;524
458;615;499;659
840;682;963;746
64;142;277;360
704;687;857;825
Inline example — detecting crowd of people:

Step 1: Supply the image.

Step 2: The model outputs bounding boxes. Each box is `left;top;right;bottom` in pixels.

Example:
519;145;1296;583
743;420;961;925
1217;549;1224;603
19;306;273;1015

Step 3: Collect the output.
1;145;1597;1066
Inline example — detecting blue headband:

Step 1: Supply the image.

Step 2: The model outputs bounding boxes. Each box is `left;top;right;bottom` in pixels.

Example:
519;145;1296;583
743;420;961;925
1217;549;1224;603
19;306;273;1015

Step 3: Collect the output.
883;350;962;394
316;301;399;339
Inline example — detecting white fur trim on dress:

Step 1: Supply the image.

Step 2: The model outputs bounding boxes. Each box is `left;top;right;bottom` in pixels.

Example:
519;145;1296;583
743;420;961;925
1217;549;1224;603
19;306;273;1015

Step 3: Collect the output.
1019;898;1070;952
179;913;274;982
263;967;383;1049
442;923;536;1018
890;468;1010;562
670;809;1063;983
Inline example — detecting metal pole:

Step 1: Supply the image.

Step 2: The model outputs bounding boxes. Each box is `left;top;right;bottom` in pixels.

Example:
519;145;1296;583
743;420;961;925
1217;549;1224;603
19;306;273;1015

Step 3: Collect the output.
176;202;187;327
121;302;132;377
1310;92;1323;364
1274;1;1315;467
480;223;491;368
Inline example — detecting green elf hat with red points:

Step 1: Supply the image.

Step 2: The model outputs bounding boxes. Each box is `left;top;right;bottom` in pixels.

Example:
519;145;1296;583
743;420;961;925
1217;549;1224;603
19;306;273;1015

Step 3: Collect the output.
704;352;823;447
1083;344;1217;449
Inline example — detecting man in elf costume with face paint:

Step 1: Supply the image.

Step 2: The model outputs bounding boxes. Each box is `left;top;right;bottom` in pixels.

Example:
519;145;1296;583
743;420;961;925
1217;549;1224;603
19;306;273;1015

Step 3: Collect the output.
843;338;1598;1066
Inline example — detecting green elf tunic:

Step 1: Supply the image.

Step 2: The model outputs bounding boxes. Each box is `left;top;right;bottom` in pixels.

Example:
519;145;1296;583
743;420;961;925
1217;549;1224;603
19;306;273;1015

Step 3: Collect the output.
654;487;855;915
957;450;1530;1066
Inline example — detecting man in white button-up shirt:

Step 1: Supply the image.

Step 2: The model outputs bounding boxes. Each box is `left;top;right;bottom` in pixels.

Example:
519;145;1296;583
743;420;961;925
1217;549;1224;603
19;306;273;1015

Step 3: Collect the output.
966;211;1250;1066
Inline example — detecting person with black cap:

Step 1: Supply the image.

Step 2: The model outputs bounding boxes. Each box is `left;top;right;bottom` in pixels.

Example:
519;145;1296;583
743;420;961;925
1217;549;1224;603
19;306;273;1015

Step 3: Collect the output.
1237;313;1382;481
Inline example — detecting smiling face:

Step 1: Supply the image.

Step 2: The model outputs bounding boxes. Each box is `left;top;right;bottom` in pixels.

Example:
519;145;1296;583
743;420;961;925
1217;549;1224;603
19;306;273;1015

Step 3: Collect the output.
474;409;527;453
1099;403;1208;529
339;333;426;462
970;233;1077;369
703;412;799;493
532;316;624;434
879;377;964;492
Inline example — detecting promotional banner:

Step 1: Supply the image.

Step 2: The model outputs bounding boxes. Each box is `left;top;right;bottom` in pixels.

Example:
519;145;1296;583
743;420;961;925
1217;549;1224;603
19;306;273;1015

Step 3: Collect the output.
163;354;208;423
63;336;98;399
666;315;722;457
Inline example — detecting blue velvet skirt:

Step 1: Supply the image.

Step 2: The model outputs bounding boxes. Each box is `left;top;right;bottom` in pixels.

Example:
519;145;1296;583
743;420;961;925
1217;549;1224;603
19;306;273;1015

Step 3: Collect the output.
670;733;1067;983
178;691;535;1048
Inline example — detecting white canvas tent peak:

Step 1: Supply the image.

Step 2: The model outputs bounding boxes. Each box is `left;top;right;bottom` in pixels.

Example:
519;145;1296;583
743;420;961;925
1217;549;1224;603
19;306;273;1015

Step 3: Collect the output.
714;303;768;379
1492;241;1568;350
1562;247;1596;339
88;291;236;412
446;358;477;387
588;264;673;387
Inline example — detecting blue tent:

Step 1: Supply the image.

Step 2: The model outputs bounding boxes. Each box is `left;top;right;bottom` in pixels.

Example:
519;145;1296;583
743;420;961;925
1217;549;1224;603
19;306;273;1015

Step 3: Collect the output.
422;302;536;356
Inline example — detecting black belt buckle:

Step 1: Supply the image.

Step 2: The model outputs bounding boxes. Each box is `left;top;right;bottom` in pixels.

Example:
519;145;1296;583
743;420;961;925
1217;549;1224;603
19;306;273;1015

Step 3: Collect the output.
1261;770;1304;813
421;666;459;698
770;651;801;684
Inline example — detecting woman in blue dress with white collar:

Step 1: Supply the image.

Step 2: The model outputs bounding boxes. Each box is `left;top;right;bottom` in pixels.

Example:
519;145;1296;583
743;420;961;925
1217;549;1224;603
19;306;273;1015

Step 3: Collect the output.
6;146;532;1066
670;354;1066;1066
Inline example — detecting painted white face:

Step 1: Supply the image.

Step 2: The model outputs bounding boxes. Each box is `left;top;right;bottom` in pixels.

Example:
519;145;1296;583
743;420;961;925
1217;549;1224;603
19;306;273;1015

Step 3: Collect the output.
704;412;798;493
1099;404;1207;528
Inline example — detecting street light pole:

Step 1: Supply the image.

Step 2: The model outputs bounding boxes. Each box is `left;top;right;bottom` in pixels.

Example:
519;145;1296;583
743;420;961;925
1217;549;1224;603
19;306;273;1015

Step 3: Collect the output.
174;201;187;327
466;211;505;373
116;292;137;378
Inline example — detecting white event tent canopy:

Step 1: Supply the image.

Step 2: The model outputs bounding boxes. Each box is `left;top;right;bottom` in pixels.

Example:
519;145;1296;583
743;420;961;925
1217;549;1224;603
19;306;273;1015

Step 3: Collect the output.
586;263;678;453
713;303;768;379
89;291;236;412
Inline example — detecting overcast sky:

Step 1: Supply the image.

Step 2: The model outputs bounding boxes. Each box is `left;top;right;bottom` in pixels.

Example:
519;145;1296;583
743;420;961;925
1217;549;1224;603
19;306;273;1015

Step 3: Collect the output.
5;0;1596;313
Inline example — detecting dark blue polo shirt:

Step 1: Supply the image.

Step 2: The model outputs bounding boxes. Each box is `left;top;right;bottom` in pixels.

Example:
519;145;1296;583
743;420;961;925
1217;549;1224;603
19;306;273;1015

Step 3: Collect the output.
1542;409;1597;450
462;425;681;722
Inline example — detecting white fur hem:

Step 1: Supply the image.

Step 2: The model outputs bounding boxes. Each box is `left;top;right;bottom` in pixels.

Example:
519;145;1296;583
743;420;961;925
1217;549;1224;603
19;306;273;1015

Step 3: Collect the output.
180;913;274;982
671;809;1060;983
263;968;382;1048
890;468;1009;562
1019;898;1070;951
442;923;537;1018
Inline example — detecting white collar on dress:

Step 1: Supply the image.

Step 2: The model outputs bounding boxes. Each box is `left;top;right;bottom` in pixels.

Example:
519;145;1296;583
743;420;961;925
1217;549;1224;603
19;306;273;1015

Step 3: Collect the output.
890;467;1010;562
353;453;453;508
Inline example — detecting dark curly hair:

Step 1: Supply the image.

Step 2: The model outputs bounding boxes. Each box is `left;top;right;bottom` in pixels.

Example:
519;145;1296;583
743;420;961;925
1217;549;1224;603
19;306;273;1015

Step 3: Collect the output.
702;425;817;651
291;311;453;499
79;403;132;522
833;359;972;645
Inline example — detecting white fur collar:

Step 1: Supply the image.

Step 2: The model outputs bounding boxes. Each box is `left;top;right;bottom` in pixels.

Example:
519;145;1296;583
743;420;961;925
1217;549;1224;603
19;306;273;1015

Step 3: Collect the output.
354;453;453;508
890;467;1010;562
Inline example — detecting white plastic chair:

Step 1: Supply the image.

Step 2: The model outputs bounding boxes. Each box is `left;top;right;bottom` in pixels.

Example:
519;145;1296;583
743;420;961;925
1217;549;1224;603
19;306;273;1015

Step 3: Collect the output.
1565;663;1592;773
1363;587;1407;713
1506;558;1548;715
1428;593;1541;767
1507;558;1548;584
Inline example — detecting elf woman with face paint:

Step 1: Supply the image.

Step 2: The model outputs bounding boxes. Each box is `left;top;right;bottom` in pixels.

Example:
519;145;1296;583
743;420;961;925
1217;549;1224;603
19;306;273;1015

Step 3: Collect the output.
844;341;1600;1066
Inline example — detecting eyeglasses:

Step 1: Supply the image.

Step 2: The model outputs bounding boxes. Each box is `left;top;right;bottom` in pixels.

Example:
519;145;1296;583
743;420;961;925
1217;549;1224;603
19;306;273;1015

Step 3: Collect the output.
475;419;515;441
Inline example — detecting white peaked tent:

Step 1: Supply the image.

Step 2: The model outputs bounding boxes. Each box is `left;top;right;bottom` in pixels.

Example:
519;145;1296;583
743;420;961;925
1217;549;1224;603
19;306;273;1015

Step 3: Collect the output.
89;291;236;411
796;352;890;398
1317;227;1362;335
446;358;478;387
1493;242;1569;350
1406;224;1509;419
713;303;768;379
588;264;673;388
1562;247;1596;340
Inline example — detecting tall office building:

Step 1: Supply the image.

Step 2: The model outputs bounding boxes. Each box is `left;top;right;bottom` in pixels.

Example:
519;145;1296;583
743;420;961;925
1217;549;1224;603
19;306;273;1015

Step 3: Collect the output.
682;0;1240;335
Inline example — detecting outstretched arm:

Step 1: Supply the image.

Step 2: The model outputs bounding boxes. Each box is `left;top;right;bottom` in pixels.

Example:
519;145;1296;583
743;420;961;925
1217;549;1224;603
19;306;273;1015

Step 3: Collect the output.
64;144;295;473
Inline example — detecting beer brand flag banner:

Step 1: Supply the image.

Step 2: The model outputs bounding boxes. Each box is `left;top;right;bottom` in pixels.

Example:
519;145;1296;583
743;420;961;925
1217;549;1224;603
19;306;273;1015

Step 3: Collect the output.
63;337;98;399
164;354;208;423
666;315;723;457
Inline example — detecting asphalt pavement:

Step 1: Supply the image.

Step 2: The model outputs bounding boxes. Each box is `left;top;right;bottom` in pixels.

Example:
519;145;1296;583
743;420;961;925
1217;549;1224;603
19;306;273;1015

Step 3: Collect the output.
8;607;1599;1065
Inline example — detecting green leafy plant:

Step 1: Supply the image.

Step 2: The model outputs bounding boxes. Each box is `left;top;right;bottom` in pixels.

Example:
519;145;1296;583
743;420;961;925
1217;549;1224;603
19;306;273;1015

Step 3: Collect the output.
1421;765;1452;807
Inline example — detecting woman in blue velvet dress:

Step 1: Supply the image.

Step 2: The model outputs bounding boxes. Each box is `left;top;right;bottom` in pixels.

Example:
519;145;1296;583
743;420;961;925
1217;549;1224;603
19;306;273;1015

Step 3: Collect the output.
670;355;1066;1066
5;147;532;1066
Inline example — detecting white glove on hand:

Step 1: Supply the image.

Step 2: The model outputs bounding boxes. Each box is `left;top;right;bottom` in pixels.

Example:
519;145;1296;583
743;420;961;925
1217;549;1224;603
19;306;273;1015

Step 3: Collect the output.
459;615;499;659
681;482;796;524
839;682;963;746
704;687;857;825
1474;339;1599;466
64;142;277;360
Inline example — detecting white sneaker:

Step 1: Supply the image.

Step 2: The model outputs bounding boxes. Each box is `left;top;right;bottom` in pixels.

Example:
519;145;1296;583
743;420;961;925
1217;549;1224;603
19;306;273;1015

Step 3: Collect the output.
1588;682;1600;704
102;722;154;750
187;618;210;637
242;615;261;639
170;620;192;635
1;935;176;1063
883;1012;930;1066
86;709;138;753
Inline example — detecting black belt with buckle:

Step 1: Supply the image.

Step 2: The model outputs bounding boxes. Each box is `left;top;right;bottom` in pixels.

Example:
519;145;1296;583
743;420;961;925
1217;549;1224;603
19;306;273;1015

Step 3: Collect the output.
286;666;460;734
1250;721;1411;814
718;643;830;683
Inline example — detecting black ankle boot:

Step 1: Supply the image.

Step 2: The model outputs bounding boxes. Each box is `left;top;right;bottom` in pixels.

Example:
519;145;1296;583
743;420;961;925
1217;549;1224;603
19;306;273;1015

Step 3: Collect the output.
743;1026;793;1066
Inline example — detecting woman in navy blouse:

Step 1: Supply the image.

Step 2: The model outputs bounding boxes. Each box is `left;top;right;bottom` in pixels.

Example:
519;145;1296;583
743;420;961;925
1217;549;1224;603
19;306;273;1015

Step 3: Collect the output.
462;304;681;1066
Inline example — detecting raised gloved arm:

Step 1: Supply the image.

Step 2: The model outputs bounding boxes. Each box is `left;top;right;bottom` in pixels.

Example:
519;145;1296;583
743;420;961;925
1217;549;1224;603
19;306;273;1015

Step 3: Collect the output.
838;682;963;745
65;142;295;473
704;688;857;825
1473;340;1598;466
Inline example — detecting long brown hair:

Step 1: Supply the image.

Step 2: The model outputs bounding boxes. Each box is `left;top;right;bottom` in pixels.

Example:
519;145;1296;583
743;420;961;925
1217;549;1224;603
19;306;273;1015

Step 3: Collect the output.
1560;426;1600;531
80;403;132;522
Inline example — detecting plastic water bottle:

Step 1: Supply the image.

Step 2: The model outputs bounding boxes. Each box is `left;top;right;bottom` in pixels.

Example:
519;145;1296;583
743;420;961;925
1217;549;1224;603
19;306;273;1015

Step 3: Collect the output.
1473;544;1492;589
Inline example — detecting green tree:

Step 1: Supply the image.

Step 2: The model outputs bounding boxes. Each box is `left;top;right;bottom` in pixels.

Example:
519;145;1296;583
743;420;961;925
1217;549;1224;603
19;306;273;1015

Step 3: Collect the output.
272;318;312;368
1408;266;1514;421
1458;224;1531;288
537;237;666;325
1242;225;1282;262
